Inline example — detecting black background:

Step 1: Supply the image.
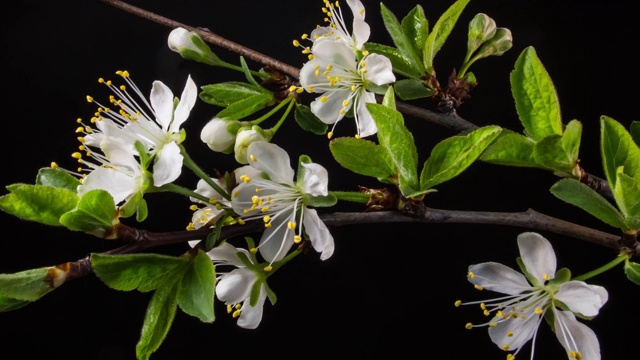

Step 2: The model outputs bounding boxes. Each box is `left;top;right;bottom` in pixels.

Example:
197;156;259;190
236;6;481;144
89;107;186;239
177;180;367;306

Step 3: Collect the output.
1;0;639;359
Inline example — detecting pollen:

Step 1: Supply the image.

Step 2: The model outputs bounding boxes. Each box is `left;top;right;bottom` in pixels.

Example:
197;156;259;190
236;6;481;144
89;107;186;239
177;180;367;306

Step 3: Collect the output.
294;235;302;243
474;285;483;291
51;162;58;169
237;218;245;225
263;265;273;272
534;307;543;315
327;131;334;139
86;96;93;103
465;323;473;330
293;39;300;47
287;221;296;230
189;205;198;211
507;330;513;337
503;345;510;351
454;300;462;307
250;154;257;162
250;247;258;254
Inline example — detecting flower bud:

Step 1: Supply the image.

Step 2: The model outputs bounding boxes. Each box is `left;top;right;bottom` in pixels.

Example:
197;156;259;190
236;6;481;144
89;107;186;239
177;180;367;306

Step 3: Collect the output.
234;126;270;164
167;27;222;66
200;117;239;153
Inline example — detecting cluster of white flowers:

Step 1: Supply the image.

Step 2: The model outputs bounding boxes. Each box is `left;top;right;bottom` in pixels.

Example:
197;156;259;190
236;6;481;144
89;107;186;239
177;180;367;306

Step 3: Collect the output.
67;70;197;205
295;0;395;139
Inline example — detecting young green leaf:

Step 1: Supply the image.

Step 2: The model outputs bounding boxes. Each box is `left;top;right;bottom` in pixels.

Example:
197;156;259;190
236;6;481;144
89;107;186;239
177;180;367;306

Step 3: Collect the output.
420;125;502;190
601;115;640;187
0;295;30;312
624;261;640;286
177;250;215;323
59;189;117;237
613;171;640;230
400;5;429;61
422;0;470;75
393;79;434;100
199;82;269;107
329;137;396;180
510;46;562;141
216;93;274;120
479;130;537;167
294;104;328;135
630;121;640;147
379;2;424;76
136;280;180;360
91;253;189;292
36;167;81;192
367;103;419;195
550;178;626;230
0;268;53;301
0;184;79;226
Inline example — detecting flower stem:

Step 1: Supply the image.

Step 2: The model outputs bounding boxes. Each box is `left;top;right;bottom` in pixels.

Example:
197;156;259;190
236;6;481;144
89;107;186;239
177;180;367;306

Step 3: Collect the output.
252;95;295;128
179;144;231;201
331;191;370;204
572;252;630;281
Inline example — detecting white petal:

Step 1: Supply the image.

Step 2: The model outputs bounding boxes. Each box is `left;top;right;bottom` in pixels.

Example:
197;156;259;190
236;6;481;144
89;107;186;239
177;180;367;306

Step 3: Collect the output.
152;142;183;186
246;141;294;184
171;75;197;132
310;89;352;125
363;53;396;85
215;268;255;304
149;80;175;131
553;310;601;360
237;282;267;329
101;137;139;171
555;281;608;317
312;40;357;71
488;309;540;351
200;118;236;152
299;58;325;90
302;208;334;260
468;262;531;295
354;90;377;137
258;214;296;263
208;242;250;267
517;232;557;284
350;18;370;50
301;163;329;196
78;167;136;204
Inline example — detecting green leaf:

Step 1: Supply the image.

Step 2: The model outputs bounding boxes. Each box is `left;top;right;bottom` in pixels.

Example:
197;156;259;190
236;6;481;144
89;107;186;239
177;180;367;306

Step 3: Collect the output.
177;250;215;323
329;137;396;180
400;5;429;61
239;56;261;87
364;42;423;79
624;261;640;286
420;126;502;190
0;184;79;226
294;104;328;135
199;82;268;107
0;295;31;312
394;79;434;100
381;85;396;109
601;115;640;187
479;130;537;167
614;171;640;230
306;193;338;208
510;46;562;141
36;167;81;191
59;189;117;236
379;3;424;76
0;268;53;301
91;253;189;292
136;280;180;360
532;124;582;175
216;93;274;120
549;178;626;230
422;0;470;75
630;121;640;147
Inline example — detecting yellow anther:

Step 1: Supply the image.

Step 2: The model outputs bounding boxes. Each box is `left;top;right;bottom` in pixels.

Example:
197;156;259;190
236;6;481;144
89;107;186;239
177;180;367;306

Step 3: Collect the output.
503;344;510;351
507;330;513;337
294;235;302;243
293;39;300;47
186;223;195;230
215;204;222;210
308;54;314;60
355;134;361;139
454;300;462;307
243;209;249;214
226;304;233;313
250;247;258;254
255;188;261;193
250;154;257;162
86;96;93;103
237;218;245;225
235;303;241;310
77;137;86;144
342;99;349;106
489;322;497;327
265;222;272;228
465;323;473;330
189;205;198;211
50;162;58;169
468;272;475;279
301;33;308;39
315;69;321;77
287;221;296;230
263;265;273;272
296;87;304;93
106;80;112;86
289;85;297;92
483;310;490;316
233;191;240;198
534;307;543;315
263;215;271;223
75;127;84;133
474;285;484;291
98;78;104;83
232;309;241;318
261;206;270;212
507;355;515;360
480;303;486;311
339;109;345;115
76;117;82;123
327;131;334;139
543;273;551;281
209;198;218;204
71;152;82;159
